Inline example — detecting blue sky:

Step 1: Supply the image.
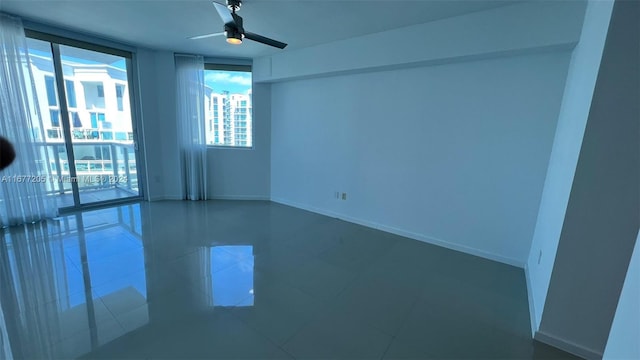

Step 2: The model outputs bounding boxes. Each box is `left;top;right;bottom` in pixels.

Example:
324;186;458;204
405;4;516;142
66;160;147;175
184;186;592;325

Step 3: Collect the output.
111;59;126;69
28;48;127;69
205;70;252;94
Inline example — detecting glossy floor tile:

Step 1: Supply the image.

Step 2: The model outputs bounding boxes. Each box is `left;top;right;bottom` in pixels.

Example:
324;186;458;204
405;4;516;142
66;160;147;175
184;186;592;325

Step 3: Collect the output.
0;200;579;359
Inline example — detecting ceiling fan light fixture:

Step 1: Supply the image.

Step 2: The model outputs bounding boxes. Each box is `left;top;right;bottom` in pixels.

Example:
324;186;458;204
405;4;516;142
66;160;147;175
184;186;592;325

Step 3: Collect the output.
226;36;242;45
224;24;242;45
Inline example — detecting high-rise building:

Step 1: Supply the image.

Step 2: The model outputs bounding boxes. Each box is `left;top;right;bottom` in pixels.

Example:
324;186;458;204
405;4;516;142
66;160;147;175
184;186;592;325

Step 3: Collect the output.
204;87;252;147
29;54;133;146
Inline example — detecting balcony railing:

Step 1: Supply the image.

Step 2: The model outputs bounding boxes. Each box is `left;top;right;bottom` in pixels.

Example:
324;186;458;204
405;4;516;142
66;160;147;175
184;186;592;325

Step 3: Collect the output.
33;141;138;197
46;128;134;142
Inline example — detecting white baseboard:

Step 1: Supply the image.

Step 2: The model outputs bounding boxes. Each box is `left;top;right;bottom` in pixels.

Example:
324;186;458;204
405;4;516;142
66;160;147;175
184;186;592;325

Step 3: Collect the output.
524;264;538;337
150;195;270;201
271;197;343;218
210;195;270;201
535;330;602;360
270;197;525;268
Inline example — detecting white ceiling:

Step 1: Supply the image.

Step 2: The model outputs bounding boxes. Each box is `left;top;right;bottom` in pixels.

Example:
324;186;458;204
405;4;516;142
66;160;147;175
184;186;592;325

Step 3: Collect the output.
1;0;521;59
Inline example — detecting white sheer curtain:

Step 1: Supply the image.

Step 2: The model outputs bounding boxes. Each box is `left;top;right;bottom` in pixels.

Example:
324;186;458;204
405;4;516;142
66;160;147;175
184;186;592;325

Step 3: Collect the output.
175;54;208;201
0;221;63;359
0;14;57;226
0;297;12;360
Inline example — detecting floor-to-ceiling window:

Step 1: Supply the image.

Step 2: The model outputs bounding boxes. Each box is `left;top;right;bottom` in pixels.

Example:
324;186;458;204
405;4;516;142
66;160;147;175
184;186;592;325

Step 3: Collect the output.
25;32;142;210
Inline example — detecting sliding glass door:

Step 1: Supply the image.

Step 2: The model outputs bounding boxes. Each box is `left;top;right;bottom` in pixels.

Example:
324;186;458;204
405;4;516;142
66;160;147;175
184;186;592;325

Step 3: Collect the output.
25;34;142;209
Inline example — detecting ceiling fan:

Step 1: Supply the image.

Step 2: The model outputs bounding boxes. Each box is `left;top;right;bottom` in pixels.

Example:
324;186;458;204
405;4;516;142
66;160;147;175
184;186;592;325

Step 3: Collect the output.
189;0;287;49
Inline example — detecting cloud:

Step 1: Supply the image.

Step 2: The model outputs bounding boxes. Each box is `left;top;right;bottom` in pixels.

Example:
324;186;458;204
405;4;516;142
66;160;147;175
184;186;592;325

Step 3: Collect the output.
205;72;252;86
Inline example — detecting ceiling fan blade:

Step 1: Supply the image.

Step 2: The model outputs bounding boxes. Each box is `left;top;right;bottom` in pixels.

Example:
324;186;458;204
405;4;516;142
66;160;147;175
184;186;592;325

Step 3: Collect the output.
244;32;287;49
212;1;234;25
189;32;225;40
232;12;244;33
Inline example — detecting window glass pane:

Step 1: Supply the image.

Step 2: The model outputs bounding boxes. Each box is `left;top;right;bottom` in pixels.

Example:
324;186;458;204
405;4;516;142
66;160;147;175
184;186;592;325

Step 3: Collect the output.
115;84;125;111
49;109;60;127
65;80;77;108
47;129;60;139
90;113;98;129
26;37;74;208
70;111;82;127
203;68;252;147
45;75;58;106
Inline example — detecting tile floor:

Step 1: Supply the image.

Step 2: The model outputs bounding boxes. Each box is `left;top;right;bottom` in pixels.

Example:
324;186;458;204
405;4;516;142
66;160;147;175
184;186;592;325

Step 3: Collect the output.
0;200;578;359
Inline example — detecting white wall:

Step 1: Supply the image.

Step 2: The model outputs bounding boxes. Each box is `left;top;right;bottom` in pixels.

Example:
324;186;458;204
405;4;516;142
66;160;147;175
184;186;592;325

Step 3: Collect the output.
207;82;271;200
604;230;640;360
525;0;613;334
254;1;585;82
136;49;182;200
262;0;586;266
138;51;270;201
271;50;571;266
538;0;639;357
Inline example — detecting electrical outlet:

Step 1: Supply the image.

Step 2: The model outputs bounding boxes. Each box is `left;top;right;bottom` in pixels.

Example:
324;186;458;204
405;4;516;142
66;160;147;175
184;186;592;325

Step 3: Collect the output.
538;250;542;264
341;192;347;200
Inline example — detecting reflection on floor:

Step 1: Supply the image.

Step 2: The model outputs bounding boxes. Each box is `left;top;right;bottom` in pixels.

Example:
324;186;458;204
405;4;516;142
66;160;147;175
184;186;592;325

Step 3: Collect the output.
0;201;579;359
54;187;139;208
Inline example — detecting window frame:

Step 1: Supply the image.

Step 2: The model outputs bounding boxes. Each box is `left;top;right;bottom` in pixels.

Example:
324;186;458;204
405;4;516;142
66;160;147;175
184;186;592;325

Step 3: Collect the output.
204;63;254;150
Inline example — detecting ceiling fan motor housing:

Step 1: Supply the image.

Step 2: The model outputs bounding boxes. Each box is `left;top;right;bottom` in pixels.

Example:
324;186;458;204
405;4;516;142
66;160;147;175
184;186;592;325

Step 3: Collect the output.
227;0;241;12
